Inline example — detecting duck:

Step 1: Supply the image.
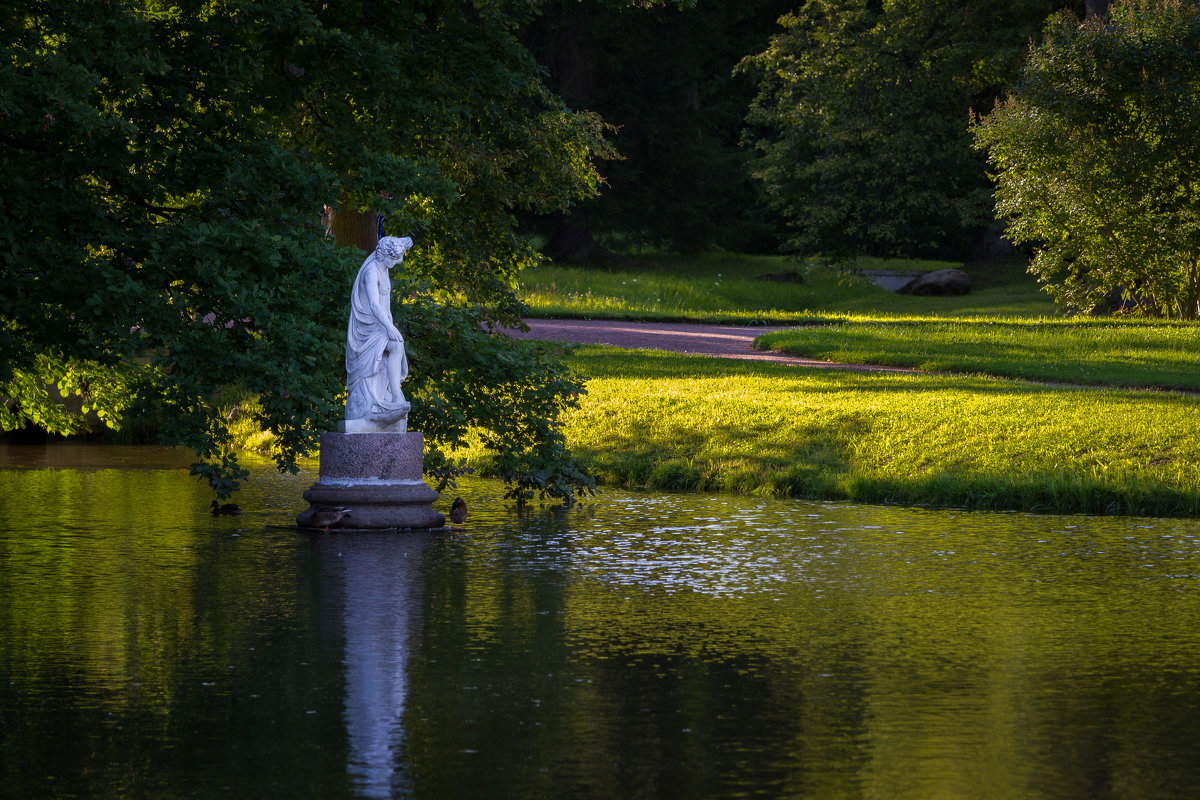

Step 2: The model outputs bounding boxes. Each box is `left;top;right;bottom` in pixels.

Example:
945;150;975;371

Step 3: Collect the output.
309;506;351;531
210;501;242;516
448;497;467;530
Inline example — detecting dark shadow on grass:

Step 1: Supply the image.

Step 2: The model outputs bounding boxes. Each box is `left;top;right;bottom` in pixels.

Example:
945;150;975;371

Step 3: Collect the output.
575;416;866;496
582;428;1200;518
843;472;1200;519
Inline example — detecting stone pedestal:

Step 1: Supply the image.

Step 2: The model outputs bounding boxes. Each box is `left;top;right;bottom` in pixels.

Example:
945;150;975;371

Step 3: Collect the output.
296;431;445;530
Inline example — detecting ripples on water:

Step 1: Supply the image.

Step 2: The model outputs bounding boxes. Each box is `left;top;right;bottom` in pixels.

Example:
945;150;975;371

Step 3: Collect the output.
4;444;1200;799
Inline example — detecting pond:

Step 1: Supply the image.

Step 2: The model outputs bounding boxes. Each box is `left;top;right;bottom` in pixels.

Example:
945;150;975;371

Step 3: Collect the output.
4;443;1200;799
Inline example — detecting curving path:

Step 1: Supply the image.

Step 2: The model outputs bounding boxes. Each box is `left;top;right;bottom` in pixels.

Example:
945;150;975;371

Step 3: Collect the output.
503;318;1200;398
505;318;917;374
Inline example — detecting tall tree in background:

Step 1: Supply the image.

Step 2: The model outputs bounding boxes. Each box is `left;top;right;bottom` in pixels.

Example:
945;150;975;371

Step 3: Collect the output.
975;0;1200;318
526;0;791;258
742;0;1078;260
1;0;612;501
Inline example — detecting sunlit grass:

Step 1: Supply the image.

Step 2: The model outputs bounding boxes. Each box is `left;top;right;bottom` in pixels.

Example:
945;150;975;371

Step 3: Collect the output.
523;251;1200;391
210;385;277;454
520;253;1056;321
757;317;1200;390
505;346;1200;517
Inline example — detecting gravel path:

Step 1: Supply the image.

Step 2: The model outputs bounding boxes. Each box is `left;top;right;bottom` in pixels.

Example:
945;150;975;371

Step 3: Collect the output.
505;318;917;374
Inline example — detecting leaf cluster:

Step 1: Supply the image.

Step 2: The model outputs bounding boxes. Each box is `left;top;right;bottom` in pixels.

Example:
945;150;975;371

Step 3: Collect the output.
394;277;595;504
974;0;1200;318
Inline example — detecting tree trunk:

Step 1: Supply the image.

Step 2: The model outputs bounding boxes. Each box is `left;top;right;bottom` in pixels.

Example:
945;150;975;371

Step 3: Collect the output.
527;3;604;260
329;205;379;253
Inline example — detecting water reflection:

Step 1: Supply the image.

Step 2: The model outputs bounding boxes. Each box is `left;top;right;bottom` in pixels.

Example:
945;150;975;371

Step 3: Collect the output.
314;532;433;798
5;445;1200;798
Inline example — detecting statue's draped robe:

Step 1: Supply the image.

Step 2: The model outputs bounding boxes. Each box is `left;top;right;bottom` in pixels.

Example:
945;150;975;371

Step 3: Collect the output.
345;262;409;423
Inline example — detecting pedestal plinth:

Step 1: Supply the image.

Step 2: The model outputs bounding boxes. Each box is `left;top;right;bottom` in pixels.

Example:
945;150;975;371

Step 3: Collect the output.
296;431;445;530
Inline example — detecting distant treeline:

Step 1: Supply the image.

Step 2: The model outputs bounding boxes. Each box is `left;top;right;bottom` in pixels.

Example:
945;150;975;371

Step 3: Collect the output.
524;0;1087;262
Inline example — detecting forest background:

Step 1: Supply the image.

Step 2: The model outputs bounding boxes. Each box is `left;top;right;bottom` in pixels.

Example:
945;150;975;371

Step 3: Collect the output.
526;0;1088;262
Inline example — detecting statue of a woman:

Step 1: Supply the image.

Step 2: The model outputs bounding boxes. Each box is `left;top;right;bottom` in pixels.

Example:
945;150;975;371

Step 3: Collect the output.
343;236;413;432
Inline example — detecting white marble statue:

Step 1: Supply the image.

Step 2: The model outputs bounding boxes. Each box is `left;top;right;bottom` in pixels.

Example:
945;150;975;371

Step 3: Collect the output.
343;236;413;433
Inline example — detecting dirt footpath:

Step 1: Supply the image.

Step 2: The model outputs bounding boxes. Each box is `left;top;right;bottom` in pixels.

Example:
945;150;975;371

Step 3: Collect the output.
505;318;915;374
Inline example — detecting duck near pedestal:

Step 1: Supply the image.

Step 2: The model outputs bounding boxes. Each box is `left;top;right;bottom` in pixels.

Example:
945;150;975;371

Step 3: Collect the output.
309;507;352;531
449;497;467;530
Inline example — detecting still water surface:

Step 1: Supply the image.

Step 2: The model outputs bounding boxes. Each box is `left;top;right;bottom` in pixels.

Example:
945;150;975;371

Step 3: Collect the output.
4;444;1200;799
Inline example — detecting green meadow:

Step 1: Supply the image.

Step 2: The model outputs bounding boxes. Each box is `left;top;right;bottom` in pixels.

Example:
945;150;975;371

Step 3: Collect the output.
519;253;1056;321
500;253;1200;515
548;346;1200;517
757;317;1200;391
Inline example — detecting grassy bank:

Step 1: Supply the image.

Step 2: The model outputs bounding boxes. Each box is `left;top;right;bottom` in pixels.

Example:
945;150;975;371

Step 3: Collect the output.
472;345;1200;517
757;317;1200;391
520;253;1055;321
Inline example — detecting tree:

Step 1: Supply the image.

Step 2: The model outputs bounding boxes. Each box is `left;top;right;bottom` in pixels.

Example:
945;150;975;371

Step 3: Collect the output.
1;0;613;502
974;0;1200;318
525;0;790;257
741;0;1074;260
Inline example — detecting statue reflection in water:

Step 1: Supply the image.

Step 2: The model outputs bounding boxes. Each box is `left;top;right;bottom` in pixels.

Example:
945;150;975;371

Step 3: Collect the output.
313;532;432;798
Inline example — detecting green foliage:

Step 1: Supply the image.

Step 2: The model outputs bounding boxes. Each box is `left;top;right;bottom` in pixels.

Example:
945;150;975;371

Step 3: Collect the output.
395;279;595;505
1;0;610;499
0;352;142;435
742;0;1072;259
974;0;1200;318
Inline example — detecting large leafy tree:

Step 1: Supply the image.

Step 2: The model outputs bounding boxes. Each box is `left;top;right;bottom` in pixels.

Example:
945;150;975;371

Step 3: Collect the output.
974;0;1200;318
1;0;612;501
741;0;1074;260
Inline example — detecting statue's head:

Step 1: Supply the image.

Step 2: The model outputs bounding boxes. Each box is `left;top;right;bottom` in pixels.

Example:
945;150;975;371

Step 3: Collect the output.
375;236;413;264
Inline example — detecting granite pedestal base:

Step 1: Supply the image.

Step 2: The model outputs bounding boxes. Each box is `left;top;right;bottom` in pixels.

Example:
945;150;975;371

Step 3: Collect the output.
296;431;445;531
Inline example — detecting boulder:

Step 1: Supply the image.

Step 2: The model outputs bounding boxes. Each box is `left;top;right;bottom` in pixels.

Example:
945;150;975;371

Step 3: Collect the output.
900;268;972;296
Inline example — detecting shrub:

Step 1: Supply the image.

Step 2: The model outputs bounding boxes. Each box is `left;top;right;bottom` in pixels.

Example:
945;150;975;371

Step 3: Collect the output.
975;0;1200;317
742;0;1063;260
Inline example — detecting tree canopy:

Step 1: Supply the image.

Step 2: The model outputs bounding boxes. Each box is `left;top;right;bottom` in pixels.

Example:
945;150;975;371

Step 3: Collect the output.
742;0;1076;260
2;0;612;501
974;0;1200;318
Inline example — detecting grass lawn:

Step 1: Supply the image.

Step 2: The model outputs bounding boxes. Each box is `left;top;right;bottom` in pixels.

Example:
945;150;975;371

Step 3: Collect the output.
756;317;1200;391
501;251;1200;515
519;253;1056;322
531;346;1200;518
523;251;1200;392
